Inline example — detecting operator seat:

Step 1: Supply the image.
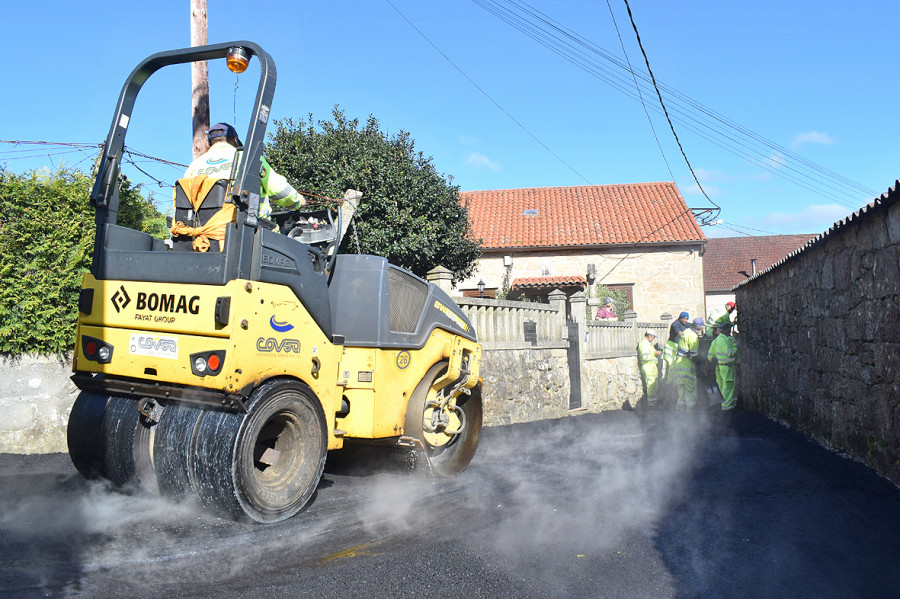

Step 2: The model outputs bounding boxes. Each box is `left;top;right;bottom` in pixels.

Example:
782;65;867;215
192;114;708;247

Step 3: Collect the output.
170;176;233;252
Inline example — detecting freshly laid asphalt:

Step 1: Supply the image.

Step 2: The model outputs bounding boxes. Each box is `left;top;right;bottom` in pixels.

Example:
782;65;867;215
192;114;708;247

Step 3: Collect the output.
2;408;899;598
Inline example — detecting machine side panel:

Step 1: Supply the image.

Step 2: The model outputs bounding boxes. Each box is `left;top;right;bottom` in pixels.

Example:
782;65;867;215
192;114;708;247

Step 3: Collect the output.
328;254;390;345
252;228;333;339
329;254;477;348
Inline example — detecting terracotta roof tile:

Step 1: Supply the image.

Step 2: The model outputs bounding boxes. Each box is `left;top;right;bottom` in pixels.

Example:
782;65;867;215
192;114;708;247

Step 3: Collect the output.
704;234;816;291
461;182;705;249
511;275;587;289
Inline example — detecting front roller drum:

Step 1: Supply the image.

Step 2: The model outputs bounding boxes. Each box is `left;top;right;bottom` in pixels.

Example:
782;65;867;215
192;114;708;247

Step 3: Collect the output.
405;361;483;477
191;379;328;523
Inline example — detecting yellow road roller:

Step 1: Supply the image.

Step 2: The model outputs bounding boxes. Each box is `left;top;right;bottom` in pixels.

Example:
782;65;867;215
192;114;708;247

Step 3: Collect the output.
67;42;483;523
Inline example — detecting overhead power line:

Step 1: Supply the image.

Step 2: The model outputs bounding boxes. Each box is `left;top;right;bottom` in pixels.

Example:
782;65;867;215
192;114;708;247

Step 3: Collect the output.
470;0;877;212
383;0;592;186
619;0;720;224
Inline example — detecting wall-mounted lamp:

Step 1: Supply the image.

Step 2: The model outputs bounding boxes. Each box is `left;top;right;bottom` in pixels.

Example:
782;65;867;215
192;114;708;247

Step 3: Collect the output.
586;263;596;285
477;279;485;298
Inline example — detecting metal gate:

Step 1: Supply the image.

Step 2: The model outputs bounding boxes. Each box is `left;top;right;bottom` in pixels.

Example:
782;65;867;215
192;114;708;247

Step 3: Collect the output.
567;320;582;410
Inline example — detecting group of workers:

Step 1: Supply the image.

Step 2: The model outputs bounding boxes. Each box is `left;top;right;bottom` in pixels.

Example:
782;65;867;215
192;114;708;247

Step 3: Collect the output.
637;301;738;412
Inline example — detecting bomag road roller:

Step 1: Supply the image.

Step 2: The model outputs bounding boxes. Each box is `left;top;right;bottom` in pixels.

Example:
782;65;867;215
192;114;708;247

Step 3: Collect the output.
67;41;483;523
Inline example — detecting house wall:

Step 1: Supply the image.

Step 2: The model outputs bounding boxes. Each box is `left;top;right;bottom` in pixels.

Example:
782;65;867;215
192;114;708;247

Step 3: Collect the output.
459;245;705;321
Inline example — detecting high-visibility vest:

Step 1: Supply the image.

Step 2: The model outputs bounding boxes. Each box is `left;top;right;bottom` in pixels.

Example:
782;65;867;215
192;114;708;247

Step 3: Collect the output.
708;333;738;365
662;340;678;367
637;338;657;366
677;328;699;359
183;141;304;217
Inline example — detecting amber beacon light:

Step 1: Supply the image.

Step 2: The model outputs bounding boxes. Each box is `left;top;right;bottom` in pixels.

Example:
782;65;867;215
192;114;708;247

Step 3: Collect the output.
226;46;251;73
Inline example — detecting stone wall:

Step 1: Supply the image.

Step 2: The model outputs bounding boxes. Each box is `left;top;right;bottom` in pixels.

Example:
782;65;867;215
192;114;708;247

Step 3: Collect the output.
480;347;571;426
0;354;77;454
736;185;900;485
581;355;643;413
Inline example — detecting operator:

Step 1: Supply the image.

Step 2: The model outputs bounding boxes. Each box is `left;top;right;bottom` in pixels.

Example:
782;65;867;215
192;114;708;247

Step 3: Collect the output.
671;317;703;412
184;122;305;218
638;329;662;408
707;322;739;410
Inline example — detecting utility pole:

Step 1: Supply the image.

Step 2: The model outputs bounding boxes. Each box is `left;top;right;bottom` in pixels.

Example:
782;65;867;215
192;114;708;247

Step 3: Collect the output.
190;0;210;158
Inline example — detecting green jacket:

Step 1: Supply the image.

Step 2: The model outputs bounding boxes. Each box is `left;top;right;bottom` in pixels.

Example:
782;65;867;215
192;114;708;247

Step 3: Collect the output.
708;333;738;365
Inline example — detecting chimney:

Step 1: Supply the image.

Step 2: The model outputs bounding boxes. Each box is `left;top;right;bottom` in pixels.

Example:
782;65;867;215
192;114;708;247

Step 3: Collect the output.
750;258;757;276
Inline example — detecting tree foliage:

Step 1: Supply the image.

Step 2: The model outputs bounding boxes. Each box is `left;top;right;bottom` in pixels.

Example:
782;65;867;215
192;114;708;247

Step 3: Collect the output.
266;107;481;282
0;167;165;355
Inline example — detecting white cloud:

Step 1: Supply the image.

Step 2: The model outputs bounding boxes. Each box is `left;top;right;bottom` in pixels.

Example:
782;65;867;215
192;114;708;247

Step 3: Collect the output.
791;131;836;149
465;152;501;171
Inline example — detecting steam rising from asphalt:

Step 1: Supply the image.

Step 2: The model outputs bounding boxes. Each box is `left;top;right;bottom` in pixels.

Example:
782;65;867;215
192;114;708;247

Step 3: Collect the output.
339;409;719;572
472;412;714;551
0;409;720;595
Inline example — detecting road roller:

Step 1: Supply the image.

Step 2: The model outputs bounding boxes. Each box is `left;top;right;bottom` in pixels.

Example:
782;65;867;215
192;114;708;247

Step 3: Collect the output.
67;41;483;523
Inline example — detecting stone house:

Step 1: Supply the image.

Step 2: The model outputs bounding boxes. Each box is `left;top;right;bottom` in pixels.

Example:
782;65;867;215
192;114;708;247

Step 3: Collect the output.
703;234;815;315
459;182;707;321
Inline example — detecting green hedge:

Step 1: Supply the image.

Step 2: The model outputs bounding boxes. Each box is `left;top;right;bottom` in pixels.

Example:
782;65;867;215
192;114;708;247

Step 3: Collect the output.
0;168;165;355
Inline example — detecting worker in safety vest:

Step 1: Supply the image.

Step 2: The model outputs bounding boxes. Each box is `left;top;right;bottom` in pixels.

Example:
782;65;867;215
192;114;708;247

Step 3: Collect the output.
705;306;725;337
661;321;681;381
708;322;739;410
637;329;662;408
671;317;704;411
183;122;305;219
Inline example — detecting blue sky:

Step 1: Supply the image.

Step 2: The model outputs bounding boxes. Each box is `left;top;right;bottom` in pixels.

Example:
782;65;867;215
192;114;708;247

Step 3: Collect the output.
2;0;897;238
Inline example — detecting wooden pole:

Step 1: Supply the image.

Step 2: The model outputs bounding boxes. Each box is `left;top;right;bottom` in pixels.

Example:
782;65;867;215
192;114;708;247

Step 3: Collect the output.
190;0;210;158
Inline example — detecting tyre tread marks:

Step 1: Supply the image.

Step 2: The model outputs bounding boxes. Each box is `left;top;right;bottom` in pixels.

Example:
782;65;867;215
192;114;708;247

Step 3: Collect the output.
101;396;144;488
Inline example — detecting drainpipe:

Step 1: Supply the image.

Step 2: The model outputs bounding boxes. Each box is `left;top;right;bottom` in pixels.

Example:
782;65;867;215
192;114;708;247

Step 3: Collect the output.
751;258;757;276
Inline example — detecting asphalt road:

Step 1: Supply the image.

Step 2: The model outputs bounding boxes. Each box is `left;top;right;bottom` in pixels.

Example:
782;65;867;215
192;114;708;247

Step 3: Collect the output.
2;408;899;599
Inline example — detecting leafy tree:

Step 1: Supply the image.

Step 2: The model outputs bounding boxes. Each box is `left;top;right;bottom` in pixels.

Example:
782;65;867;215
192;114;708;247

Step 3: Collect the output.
266;107;481;283
0;167;165;355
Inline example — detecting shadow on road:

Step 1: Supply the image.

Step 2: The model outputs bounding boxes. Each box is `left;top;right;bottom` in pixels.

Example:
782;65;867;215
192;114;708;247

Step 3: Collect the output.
652;410;900;598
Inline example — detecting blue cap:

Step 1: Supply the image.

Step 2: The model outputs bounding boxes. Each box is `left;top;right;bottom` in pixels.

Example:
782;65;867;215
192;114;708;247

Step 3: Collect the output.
693;317;705;327
679;311;689;319
208;122;240;144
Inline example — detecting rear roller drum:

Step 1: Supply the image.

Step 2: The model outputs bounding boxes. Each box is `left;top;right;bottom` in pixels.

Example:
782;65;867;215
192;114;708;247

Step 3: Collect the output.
405;362;483;477
101;396;157;492
153;404;203;498
191;380;328;523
